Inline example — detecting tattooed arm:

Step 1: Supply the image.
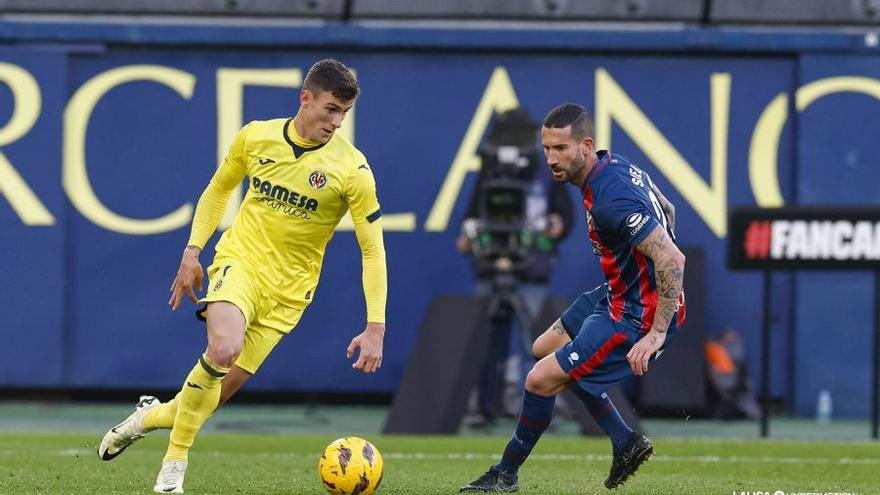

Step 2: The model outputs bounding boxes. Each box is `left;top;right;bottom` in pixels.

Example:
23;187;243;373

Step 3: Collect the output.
650;182;676;236
626;224;685;375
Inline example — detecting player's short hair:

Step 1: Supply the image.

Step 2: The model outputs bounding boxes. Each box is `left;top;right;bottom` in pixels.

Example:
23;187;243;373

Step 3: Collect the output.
543;103;594;141
303;59;359;102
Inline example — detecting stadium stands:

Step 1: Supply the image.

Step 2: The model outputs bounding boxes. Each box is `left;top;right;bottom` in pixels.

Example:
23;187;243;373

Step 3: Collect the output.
1;0;878;24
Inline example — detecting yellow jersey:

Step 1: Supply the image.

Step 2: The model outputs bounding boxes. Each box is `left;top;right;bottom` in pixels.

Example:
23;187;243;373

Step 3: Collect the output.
187;118;386;322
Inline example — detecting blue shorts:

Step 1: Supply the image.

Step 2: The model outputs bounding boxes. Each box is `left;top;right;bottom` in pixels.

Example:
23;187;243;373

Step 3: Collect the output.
559;284;608;340
554;284;678;396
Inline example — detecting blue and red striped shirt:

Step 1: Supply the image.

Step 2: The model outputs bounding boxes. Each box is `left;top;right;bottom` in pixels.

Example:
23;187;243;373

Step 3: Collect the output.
582;150;685;333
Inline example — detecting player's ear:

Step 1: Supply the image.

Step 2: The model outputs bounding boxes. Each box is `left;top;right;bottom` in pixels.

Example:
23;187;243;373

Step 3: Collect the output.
580;136;593;155
300;88;312;107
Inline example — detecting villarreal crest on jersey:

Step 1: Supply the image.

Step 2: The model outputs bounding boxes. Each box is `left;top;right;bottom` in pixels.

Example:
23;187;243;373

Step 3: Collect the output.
211;118;381;309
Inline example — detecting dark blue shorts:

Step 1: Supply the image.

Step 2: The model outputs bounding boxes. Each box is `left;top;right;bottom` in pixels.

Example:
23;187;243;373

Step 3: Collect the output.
554;284;678;396
559;284;608;341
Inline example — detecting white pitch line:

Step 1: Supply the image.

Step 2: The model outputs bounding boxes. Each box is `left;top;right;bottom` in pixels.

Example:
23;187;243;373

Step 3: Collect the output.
54;448;89;456
35;449;880;466
381;452;880;466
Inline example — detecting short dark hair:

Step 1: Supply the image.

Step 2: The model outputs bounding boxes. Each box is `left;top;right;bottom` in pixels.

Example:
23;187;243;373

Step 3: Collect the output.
303;59;359;101
542;103;594;141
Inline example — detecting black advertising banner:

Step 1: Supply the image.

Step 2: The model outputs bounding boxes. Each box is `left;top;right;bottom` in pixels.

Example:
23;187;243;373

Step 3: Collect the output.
728;207;880;271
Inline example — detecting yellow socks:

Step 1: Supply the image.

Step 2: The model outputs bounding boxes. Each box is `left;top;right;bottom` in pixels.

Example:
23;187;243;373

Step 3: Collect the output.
164;354;230;463
142;393;180;431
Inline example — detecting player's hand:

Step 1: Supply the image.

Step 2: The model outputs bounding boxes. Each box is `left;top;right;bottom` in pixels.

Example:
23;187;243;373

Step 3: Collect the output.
627;329;666;376
168;245;203;311
347;322;385;373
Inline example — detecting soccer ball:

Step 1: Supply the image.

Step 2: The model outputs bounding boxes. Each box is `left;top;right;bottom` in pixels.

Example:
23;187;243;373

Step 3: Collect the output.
318;436;384;495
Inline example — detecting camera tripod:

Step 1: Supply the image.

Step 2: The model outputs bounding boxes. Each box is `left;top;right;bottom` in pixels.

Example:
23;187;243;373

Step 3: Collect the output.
483;266;538;357
474;259;541;424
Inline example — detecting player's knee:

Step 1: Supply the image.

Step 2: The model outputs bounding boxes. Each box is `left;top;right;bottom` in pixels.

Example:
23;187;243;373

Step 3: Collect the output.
525;367;553;396
206;341;241;368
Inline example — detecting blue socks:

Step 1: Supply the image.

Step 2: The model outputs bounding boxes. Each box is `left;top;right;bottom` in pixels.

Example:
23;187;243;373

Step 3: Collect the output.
571;388;632;452
491;387;632;475
494;390;555;474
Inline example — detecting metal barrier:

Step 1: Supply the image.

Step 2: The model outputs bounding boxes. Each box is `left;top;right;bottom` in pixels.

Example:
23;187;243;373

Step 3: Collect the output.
0;0;346;17
711;0;880;24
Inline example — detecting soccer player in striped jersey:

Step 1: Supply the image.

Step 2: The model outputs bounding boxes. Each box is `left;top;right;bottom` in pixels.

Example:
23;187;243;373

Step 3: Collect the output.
461;103;685;492
98;59;387;494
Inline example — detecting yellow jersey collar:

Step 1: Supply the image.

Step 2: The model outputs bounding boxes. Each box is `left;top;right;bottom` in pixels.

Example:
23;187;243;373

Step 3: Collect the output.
283;118;328;158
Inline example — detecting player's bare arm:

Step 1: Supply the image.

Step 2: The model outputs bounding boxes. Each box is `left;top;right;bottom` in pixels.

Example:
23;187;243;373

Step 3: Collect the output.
650;182;676;235
626;224;685;375
168;245;204;311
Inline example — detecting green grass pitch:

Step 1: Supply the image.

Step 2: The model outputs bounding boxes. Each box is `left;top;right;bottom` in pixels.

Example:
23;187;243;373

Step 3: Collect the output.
0;432;876;494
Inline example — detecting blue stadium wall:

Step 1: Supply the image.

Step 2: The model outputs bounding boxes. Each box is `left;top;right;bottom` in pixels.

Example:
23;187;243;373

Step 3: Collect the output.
1;21;878;417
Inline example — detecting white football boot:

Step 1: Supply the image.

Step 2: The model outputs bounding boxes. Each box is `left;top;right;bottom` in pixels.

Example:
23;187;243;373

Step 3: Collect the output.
153;460;187;494
98;395;161;461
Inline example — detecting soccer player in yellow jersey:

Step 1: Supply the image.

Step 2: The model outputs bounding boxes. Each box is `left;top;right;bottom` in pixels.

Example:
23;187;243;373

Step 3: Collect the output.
97;59;387;494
